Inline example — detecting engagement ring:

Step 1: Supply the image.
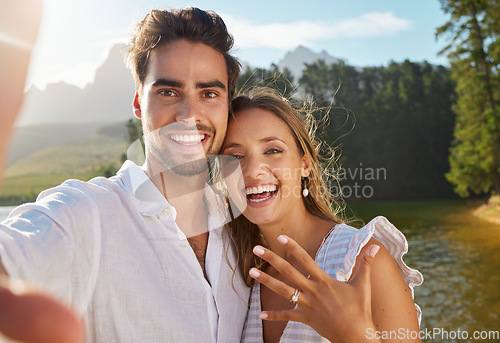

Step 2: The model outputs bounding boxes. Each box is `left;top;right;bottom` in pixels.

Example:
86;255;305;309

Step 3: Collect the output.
290;289;300;305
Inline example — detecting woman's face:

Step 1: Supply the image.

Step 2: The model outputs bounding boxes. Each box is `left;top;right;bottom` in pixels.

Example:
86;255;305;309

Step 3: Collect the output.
221;107;310;226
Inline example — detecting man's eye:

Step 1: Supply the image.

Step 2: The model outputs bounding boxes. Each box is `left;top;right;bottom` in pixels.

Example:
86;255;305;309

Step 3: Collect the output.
204;91;217;98
159;90;175;96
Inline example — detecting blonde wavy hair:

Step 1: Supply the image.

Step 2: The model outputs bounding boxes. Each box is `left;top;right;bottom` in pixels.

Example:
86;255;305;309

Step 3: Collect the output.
224;87;345;287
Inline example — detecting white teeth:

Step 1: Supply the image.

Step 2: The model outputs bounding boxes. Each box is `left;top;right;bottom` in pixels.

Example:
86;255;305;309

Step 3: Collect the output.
170;134;205;145
249;195;272;203
245;184;277;195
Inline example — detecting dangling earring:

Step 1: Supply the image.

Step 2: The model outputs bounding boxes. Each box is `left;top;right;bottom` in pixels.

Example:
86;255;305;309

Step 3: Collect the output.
302;176;309;197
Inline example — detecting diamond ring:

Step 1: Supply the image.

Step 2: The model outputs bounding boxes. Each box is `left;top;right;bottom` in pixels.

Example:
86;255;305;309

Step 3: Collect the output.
290;288;300;305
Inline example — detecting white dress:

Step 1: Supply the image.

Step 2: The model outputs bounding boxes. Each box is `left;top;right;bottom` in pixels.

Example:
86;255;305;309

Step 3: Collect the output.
241;216;423;343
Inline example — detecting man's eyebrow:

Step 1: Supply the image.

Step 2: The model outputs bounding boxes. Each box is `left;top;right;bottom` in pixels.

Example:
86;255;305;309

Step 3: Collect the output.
151;78;183;88
197;80;227;91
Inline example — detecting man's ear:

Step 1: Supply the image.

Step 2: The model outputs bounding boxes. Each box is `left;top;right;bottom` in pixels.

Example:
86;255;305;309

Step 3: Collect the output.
301;155;311;178
133;92;142;119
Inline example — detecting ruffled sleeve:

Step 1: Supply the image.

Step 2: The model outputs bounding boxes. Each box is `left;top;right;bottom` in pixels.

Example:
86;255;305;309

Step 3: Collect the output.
316;216;423;324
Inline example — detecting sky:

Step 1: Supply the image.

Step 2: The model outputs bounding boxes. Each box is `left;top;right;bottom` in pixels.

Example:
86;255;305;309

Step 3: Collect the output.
24;0;451;89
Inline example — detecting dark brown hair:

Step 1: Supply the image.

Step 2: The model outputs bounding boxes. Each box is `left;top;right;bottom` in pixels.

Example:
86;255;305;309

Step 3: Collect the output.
126;7;240;97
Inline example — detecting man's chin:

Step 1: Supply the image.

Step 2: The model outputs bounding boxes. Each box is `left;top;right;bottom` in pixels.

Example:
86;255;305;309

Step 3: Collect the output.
168;158;211;176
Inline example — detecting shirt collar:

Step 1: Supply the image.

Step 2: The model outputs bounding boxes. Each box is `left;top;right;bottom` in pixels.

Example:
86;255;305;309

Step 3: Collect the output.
117;161;230;229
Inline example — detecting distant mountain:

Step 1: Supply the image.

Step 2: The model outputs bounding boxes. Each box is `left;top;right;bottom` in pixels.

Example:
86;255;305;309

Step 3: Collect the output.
278;45;340;82
17;44;136;127
17;44;339;127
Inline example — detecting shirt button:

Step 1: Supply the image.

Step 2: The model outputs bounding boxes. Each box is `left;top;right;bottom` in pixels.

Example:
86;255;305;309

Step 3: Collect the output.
180;243;187;250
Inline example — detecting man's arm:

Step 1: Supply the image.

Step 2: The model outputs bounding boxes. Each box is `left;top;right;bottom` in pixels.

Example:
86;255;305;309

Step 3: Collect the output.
0;1;83;342
0;0;41;189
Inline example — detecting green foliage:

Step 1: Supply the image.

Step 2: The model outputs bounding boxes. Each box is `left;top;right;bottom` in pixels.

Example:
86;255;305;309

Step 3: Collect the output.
87;162;120;179
126;118;142;144
1;135;127;204
297;60;456;199
437;0;500;197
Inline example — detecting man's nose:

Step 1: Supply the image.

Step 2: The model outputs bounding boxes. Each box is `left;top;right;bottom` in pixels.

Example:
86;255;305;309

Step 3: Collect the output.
175;96;201;123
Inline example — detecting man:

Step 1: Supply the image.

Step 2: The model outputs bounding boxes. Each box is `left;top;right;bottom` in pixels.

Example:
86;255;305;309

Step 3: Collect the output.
0;6;249;343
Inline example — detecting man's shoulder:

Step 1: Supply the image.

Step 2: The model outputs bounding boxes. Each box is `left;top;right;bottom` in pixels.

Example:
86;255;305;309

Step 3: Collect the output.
34;161;141;207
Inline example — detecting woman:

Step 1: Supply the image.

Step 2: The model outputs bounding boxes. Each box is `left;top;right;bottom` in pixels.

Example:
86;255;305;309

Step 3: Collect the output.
221;88;423;342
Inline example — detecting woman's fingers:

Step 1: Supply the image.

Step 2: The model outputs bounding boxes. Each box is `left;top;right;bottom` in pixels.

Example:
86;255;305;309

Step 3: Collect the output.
259;309;304;323
252;245;310;291
350;244;379;295
277;235;326;280
249;267;309;307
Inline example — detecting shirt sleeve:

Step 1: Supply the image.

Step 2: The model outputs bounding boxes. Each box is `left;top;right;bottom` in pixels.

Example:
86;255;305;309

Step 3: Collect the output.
0;179;103;315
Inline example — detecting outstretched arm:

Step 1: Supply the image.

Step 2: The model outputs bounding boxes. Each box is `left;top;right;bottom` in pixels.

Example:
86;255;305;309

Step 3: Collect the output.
0;1;83;342
0;0;41;186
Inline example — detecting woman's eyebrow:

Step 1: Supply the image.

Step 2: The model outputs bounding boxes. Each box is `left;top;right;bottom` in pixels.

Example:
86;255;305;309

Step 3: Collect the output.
222;142;242;150
222;137;285;151
260;137;285;144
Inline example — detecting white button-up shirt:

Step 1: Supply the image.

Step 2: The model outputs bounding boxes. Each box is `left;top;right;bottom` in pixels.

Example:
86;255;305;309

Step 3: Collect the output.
0;161;250;342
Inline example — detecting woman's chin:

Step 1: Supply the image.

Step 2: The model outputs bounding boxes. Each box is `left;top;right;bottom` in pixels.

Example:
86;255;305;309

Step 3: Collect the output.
243;209;277;226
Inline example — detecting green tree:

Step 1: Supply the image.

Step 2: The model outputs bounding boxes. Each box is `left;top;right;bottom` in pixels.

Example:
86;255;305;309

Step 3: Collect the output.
437;0;500;196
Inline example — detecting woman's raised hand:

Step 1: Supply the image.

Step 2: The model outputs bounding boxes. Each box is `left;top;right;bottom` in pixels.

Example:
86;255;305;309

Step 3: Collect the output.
250;235;382;343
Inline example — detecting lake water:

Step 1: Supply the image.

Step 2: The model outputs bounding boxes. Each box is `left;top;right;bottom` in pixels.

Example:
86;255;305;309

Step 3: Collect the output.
1;200;499;340
348;199;500;341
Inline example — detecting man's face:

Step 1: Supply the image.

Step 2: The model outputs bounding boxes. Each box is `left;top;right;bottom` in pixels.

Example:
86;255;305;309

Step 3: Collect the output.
134;40;229;175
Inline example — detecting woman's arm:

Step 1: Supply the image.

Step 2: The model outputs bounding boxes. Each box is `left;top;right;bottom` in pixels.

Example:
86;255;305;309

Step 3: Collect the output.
353;238;421;342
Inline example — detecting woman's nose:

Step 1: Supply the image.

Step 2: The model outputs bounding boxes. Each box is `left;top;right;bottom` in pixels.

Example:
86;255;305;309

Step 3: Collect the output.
242;154;269;180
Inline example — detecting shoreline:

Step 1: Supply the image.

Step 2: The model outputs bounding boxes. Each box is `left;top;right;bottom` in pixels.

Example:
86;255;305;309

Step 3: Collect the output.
473;195;500;225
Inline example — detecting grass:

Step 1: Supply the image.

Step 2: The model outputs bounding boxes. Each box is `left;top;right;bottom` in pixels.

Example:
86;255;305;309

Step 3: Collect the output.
1;134;127;205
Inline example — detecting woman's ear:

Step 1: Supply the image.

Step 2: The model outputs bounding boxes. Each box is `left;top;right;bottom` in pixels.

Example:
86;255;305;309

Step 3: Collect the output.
301;155;311;178
133;92;142;119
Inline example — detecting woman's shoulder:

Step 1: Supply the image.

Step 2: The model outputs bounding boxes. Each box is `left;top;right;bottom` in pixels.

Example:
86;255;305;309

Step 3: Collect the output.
317;216;422;283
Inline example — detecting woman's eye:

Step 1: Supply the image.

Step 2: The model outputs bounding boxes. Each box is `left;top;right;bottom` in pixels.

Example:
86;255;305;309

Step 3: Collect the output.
265;148;283;154
232;154;244;160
